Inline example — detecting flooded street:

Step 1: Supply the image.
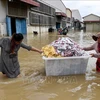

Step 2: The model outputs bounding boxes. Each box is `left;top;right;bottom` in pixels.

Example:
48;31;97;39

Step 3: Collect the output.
0;31;100;100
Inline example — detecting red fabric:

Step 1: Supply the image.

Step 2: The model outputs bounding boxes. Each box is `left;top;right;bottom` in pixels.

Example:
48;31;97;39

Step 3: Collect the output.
96;43;100;72
10;39;16;53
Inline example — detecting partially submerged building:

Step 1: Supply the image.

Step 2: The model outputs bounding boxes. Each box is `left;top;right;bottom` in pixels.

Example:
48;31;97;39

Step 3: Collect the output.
83;14;100;32
38;0;67;30
0;0;67;36
72;9;82;30
0;0;40;36
66;8;72;29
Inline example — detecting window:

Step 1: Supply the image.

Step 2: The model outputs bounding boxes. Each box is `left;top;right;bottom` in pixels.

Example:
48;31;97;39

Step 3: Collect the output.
31;2;55;16
29;13;55;25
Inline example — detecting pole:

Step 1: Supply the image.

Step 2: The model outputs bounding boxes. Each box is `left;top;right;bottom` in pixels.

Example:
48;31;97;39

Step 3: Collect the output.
39;15;41;34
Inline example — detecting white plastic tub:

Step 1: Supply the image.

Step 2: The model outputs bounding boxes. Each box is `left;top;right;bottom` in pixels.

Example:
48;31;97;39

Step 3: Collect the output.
43;55;90;76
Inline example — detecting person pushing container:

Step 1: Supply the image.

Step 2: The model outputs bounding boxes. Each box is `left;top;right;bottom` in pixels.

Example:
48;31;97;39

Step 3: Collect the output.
0;33;42;78
83;32;100;72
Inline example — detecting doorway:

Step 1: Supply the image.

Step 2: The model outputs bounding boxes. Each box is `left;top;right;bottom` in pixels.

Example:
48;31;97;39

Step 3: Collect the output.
56;22;60;30
11;17;16;35
6;16;27;36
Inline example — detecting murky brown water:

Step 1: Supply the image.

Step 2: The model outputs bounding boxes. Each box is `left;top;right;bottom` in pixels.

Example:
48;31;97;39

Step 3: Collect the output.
0;30;100;100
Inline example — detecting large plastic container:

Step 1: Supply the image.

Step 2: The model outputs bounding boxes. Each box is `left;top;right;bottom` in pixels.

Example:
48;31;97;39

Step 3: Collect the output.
43;55;90;76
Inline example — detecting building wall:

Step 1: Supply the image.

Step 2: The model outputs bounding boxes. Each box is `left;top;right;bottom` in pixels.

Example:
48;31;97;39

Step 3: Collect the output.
27;26;55;34
0;0;7;36
86;23;100;32
38;0;66;13
0;23;7;36
27;0;67;33
66;8;72;28
0;0;67;35
27;9;56;33
66;8;72;18
39;0;67;29
83;14;100;32
0;0;7;23
72;10;82;21
27;2;56;33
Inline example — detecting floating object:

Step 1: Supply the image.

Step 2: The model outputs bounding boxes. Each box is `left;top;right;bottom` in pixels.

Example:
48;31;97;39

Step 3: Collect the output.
42;37;86;57
42;37;90;76
43;55;90;76
33;31;38;35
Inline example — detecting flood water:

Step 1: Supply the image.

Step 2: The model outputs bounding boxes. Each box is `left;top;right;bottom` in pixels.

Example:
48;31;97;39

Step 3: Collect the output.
0;30;100;100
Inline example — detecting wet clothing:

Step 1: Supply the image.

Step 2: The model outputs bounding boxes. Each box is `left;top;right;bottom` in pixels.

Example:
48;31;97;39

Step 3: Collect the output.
96;43;100;72
96;58;100;72
83;42;100;72
0;38;32;78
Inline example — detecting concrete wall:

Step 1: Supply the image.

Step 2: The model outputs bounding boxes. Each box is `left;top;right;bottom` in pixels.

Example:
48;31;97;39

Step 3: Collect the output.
0;0;7;23
0;0;7;36
27;0;66;34
38;0;66;13
72;10;82;22
0;0;66;35
0;23;7;36
66;23;71;27
66;8;72;18
27;25;56;34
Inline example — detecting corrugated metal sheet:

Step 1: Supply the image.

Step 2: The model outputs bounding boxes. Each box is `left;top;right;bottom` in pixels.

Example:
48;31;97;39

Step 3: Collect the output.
86;23;100;32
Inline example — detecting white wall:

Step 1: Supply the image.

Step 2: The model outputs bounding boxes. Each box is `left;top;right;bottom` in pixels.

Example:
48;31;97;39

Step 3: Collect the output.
72;10;82;21
0;23;7;36
0;0;7;36
27;25;56;34
38;0;66;13
0;0;7;23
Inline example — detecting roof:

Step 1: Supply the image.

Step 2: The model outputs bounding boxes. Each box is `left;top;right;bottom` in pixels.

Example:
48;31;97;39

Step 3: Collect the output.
84;21;100;22
66;8;72;12
83;14;100;19
20;0;40;7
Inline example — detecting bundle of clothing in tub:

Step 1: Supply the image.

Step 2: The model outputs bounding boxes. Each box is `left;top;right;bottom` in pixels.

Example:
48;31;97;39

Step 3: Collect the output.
42;37;87;58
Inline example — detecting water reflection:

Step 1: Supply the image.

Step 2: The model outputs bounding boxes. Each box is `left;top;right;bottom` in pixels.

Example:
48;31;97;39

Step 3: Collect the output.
79;31;83;46
0;31;100;100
